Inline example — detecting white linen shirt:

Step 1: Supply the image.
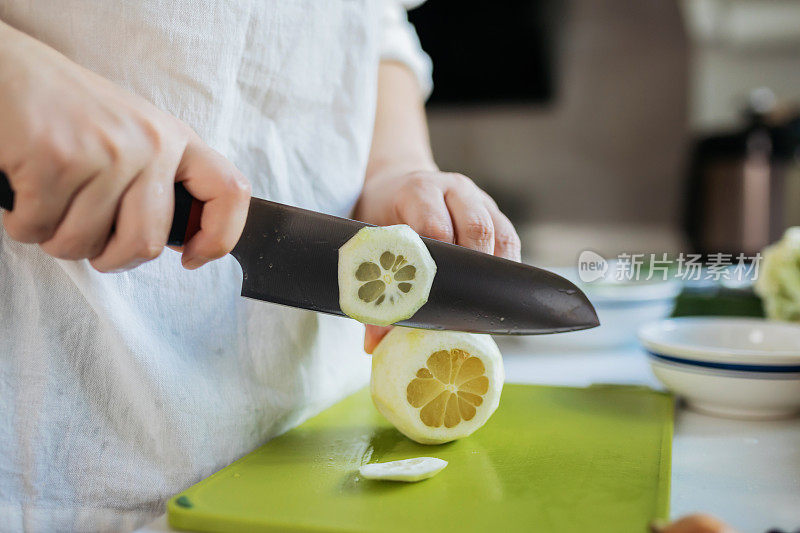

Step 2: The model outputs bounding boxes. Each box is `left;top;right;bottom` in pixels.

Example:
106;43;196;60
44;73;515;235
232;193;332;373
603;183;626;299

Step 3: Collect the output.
0;1;431;531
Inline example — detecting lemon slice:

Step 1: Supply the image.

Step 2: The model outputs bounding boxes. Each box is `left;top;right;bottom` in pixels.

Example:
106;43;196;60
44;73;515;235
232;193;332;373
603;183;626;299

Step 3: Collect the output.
338;225;436;326
371;327;504;445
358;457;447;482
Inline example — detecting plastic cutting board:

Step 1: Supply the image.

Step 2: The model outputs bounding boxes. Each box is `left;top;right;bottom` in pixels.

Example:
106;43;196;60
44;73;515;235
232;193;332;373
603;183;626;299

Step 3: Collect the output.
168;384;673;532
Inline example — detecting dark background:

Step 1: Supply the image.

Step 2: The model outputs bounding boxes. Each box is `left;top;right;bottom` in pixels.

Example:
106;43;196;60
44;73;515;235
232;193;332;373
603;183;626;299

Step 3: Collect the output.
408;0;562;105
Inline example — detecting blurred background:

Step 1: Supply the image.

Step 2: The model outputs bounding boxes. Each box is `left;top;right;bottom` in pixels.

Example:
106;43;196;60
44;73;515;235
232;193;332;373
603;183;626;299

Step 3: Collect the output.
409;0;800;267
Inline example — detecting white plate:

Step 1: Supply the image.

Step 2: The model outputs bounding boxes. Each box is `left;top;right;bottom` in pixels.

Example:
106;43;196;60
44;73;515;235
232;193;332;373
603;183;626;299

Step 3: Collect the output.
639;317;800;365
639;317;800;419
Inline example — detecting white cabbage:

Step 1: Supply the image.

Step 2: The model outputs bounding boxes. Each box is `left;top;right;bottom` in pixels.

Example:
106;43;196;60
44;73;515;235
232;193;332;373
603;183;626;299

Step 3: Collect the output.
755;227;800;322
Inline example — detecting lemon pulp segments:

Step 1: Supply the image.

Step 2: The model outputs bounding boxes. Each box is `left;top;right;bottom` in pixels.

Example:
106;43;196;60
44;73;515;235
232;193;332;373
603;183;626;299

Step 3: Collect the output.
407;349;489;428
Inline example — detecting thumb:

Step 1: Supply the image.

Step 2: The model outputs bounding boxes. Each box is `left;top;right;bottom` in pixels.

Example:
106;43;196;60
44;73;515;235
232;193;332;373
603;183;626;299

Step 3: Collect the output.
364;325;393;354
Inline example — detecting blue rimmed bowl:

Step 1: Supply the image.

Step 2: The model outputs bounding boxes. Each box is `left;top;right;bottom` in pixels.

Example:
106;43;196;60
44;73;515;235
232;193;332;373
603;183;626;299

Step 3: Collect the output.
638;317;800;419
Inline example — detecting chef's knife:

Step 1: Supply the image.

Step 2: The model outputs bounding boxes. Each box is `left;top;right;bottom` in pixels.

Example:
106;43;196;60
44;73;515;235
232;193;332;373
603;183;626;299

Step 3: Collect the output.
0;172;598;334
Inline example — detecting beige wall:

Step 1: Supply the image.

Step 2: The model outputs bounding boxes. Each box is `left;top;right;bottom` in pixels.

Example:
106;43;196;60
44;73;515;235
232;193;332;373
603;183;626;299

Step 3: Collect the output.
682;0;800;132
426;0;689;231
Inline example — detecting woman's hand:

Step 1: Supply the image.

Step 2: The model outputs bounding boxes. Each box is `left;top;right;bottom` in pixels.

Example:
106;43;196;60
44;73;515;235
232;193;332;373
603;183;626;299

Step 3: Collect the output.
353;168;521;352
0;23;250;272
355;169;521;260
358;61;521;353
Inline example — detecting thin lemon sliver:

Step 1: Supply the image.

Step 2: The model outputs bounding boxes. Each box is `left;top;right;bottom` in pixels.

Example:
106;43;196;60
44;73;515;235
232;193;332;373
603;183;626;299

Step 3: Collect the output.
359;457;447;482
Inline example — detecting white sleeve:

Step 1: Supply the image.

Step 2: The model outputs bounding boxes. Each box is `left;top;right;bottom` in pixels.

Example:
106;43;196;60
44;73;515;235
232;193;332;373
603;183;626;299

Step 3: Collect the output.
379;0;434;100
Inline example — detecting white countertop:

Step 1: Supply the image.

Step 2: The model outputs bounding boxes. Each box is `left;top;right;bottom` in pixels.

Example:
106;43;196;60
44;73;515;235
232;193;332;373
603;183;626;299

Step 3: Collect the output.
140;336;800;533
499;338;800;533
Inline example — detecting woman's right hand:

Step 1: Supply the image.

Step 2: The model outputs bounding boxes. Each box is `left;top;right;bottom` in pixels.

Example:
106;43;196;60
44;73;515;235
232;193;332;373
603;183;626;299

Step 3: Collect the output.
0;22;251;272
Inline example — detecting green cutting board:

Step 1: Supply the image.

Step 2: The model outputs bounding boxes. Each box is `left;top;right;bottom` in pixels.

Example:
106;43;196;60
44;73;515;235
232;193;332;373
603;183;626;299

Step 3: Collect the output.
168;384;673;532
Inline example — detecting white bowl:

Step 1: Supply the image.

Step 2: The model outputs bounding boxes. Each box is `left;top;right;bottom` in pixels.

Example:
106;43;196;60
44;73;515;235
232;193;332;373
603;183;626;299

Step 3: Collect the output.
638;317;800;419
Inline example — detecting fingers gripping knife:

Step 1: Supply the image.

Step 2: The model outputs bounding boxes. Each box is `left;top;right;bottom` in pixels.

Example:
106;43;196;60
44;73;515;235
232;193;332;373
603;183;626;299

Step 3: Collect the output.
0;171;598;334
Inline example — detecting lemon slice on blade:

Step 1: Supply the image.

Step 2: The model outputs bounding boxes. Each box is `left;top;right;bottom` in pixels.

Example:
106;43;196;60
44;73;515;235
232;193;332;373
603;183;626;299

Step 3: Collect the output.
338;225;436;326
371;327;504;445
358;457;447;482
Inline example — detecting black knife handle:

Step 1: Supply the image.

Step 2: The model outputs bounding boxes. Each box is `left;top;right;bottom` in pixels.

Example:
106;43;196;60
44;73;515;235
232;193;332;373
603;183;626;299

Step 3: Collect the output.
0;169;201;246
0;170;12;212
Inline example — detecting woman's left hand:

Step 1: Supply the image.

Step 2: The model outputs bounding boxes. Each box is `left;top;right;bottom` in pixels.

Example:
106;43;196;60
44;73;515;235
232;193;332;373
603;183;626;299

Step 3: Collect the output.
353;168;521;352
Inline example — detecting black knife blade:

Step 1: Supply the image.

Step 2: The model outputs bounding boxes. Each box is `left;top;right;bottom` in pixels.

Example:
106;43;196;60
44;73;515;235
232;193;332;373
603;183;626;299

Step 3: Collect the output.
0;172;598;334
231;197;598;334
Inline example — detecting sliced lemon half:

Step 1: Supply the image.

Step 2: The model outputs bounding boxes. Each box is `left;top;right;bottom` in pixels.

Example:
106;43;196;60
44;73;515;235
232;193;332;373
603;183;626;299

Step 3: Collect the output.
371;327;504;445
